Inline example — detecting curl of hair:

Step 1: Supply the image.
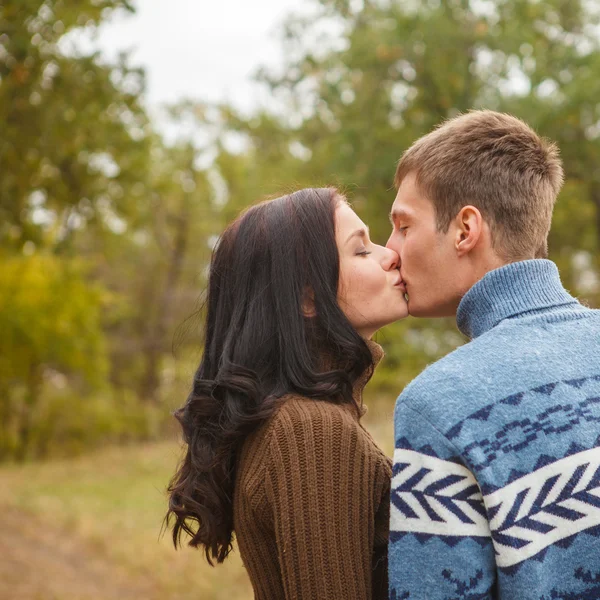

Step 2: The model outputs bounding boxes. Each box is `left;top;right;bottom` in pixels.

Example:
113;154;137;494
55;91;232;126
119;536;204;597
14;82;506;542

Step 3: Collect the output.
165;188;374;564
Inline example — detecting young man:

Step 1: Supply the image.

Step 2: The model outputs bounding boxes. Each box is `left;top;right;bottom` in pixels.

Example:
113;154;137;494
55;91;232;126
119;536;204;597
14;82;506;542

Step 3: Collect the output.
386;110;600;599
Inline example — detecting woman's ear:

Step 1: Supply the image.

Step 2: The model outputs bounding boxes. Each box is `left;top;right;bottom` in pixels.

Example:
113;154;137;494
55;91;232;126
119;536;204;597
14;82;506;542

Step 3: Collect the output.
454;205;483;257
302;288;316;318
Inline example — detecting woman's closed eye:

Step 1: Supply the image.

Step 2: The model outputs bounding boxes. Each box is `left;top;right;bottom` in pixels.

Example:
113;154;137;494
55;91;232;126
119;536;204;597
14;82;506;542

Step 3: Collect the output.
356;249;372;256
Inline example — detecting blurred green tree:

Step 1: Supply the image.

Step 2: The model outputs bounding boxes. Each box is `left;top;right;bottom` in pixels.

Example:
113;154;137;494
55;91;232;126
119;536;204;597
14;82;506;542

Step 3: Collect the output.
0;0;150;251
3;0;600;459
0;253;108;459
184;0;600;392
86;137;221;404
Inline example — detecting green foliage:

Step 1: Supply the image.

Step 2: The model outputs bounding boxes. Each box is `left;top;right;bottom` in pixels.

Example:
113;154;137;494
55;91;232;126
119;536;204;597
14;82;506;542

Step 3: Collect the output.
2;385;164;461
2;0;600;461
180;0;600;396
209;0;600;264
0;252;110;459
0;0;150;249
0;252;108;384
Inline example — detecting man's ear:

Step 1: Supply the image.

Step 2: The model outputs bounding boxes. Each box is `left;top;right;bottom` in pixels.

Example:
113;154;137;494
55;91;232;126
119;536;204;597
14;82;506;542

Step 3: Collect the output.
302;288;316;318
454;205;483;257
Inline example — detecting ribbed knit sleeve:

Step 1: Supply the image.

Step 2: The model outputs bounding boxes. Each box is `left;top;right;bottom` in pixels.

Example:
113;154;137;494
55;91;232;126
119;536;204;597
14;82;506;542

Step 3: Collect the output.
263;398;388;600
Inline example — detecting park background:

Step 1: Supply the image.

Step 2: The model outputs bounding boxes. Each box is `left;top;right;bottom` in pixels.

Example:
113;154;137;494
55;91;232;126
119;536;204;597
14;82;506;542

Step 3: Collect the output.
2;0;600;598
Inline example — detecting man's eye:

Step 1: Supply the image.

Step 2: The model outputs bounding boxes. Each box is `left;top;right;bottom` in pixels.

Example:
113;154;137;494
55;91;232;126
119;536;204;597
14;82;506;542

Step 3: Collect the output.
399;226;408;234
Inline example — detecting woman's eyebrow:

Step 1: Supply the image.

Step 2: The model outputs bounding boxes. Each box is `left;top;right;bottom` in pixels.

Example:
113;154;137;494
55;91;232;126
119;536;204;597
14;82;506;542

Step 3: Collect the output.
345;227;369;244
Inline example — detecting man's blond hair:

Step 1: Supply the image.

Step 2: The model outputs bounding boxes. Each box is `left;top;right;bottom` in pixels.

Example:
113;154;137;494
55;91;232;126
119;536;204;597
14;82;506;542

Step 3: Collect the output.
395;110;564;260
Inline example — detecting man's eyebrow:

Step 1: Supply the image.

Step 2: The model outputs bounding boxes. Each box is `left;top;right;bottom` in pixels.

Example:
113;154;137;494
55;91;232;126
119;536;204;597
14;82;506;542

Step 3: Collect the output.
389;208;412;224
345;227;369;244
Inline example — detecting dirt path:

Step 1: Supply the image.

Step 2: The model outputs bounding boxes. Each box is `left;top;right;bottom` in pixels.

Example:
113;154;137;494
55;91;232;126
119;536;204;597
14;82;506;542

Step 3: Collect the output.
0;505;159;600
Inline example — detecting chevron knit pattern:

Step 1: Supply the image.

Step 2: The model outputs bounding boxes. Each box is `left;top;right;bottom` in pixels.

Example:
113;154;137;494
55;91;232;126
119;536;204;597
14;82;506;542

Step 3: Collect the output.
389;260;600;600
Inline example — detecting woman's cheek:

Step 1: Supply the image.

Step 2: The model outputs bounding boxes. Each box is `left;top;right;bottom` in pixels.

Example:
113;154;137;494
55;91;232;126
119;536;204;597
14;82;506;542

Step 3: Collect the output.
362;265;384;294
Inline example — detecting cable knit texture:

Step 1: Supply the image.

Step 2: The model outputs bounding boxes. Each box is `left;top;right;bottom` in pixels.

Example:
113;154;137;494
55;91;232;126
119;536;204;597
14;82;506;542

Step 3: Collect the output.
234;341;391;600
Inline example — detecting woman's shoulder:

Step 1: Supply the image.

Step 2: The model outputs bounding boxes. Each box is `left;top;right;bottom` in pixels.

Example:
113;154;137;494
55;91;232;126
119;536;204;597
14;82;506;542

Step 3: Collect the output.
269;394;388;459
236;394;391;508
240;393;388;477
239;396;351;470
271;393;361;433
266;395;391;493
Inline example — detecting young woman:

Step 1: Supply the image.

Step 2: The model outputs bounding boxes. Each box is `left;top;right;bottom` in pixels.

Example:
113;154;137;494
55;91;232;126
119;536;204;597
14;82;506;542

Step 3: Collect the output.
166;188;408;599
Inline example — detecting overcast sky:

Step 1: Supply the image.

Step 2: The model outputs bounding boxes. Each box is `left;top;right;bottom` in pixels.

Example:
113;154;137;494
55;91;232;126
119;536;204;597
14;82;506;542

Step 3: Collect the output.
76;0;308;112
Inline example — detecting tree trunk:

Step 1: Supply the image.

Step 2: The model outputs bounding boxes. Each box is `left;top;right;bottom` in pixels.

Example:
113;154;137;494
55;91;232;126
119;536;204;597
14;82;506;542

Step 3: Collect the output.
16;363;43;461
138;200;191;404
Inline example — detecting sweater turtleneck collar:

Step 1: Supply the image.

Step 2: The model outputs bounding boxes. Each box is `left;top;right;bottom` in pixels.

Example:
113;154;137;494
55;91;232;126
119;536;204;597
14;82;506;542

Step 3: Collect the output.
355;338;385;390
317;338;384;417
456;259;579;339
352;339;384;417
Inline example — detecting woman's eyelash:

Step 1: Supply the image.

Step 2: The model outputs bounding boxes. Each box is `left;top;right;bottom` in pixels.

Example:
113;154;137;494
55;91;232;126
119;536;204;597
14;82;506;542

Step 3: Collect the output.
356;250;372;256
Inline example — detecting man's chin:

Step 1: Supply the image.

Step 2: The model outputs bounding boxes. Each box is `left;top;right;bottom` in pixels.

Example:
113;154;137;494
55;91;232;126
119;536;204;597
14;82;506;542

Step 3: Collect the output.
407;304;427;318
408;299;455;319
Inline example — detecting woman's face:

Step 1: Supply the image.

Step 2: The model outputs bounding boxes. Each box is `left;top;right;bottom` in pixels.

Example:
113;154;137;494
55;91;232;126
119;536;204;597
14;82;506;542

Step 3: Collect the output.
336;201;409;338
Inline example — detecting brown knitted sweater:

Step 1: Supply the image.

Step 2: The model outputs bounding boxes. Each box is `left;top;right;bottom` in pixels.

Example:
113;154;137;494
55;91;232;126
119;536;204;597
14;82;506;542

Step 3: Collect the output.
233;342;392;600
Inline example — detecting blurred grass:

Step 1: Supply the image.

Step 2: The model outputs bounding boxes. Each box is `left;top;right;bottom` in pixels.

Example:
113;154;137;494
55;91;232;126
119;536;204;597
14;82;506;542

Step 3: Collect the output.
0;405;394;600
0;441;252;600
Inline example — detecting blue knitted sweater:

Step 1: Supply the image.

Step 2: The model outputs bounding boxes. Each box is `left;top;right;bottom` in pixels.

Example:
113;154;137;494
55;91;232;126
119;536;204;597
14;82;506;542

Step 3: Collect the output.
389;259;600;600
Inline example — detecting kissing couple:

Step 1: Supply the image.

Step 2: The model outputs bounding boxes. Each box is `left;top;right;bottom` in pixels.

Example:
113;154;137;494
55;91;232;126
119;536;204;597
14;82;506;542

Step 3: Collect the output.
166;111;600;599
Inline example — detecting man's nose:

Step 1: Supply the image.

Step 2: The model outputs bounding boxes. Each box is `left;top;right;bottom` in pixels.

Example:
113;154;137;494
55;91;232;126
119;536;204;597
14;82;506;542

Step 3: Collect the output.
386;232;398;253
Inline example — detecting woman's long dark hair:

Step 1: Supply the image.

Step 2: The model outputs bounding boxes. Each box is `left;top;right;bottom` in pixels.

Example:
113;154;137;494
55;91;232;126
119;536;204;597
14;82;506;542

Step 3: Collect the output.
165;188;374;564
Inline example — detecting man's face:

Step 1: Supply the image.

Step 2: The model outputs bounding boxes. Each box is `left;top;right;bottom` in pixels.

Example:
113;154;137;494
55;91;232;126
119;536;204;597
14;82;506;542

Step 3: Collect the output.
386;172;465;318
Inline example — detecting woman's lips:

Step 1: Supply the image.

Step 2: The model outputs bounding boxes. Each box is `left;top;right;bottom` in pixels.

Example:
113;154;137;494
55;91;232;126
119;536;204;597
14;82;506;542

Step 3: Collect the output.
393;275;407;292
